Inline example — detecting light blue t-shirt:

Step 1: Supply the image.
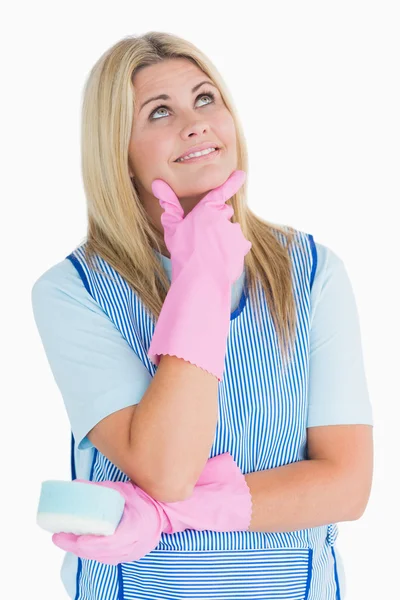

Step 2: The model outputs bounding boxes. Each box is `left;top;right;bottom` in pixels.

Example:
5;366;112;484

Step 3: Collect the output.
31;241;373;451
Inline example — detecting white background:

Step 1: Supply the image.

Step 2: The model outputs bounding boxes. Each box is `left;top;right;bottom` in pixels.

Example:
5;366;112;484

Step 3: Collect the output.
2;1;398;598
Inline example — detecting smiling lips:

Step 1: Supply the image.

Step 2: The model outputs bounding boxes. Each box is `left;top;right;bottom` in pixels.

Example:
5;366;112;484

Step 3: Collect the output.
175;142;220;161
175;148;221;164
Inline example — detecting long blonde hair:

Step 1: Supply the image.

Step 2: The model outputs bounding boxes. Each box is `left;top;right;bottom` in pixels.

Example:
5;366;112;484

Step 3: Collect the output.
80;32;301;368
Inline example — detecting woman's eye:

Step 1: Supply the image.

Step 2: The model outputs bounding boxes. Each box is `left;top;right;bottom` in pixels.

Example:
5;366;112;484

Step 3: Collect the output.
149;92;215;121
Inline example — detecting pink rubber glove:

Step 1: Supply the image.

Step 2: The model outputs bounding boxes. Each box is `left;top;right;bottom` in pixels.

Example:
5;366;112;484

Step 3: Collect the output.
51;452;252;565
148;170;252;381
52;482;167;565
158;452;253;535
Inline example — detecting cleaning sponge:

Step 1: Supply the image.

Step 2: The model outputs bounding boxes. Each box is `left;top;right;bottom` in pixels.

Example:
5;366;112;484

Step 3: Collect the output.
37;480;125;536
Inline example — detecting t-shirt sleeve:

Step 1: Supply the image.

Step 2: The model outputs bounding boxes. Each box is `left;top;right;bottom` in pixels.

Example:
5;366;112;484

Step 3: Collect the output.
31;258;152;450
307;240;374;427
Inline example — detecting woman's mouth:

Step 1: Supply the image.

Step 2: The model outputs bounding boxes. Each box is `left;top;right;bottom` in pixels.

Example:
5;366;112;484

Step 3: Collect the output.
174;148;221;165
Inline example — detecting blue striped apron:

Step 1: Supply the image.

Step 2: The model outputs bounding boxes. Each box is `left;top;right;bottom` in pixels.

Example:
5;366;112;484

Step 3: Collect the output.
63;229;342;599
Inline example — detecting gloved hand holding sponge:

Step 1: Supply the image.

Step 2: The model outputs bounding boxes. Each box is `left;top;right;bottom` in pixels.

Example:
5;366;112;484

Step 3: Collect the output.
37;170;253;565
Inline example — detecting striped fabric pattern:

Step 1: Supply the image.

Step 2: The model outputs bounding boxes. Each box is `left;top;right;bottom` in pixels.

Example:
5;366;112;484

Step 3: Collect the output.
65;228;341;599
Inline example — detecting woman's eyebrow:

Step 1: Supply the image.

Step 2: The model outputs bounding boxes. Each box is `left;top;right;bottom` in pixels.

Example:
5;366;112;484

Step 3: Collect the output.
139;80;218;114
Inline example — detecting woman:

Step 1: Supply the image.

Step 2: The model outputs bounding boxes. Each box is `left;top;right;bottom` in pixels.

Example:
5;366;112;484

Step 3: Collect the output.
31;32;374;599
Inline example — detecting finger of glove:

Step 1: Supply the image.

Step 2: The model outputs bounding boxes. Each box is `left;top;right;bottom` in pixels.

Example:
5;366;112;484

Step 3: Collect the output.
232;222;252;255
219;202;235;221
195;453;239;485
152;180;184;222
52;524;133;557
52;532;83;554
160;209;183;235
88;536;161;565
52;531;113;553
244;238;252;255
199;170;246;210
195;198;234;219
52;532;131;564
62;515;162;565
213;218;250;258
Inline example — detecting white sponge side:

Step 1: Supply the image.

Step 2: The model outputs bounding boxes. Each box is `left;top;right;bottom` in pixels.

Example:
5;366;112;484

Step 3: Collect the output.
37;480;125;536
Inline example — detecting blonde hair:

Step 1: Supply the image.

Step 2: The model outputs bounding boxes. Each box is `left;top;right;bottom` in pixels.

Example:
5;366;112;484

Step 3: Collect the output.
80;32;301;368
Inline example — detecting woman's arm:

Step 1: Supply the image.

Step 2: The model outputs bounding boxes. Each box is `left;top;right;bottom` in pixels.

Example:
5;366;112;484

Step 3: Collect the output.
129;354;219;502
244;243;374;532
244;424;373;532
31;261;219;504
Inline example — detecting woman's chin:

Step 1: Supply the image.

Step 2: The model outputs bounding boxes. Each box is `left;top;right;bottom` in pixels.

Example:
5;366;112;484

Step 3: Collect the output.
172;168;231;197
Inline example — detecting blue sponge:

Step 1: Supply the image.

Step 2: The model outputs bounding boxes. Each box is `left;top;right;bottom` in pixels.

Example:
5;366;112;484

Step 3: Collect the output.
37;480;125;536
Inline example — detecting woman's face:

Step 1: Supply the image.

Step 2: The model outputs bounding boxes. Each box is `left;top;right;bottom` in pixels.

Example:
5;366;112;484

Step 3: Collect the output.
128;58;238;228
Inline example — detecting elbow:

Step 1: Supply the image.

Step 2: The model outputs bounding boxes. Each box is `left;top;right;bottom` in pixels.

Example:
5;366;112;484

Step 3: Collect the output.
129;452;198;504
149;481;194;503
347;485;372;521
349;507;365;522
127;466;193;503
353;476;373;520
128;449;195;504
350;496;370;521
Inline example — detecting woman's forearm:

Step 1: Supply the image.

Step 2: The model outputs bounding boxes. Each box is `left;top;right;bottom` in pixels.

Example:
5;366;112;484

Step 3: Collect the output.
244;458;363;533
129;354;219;502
